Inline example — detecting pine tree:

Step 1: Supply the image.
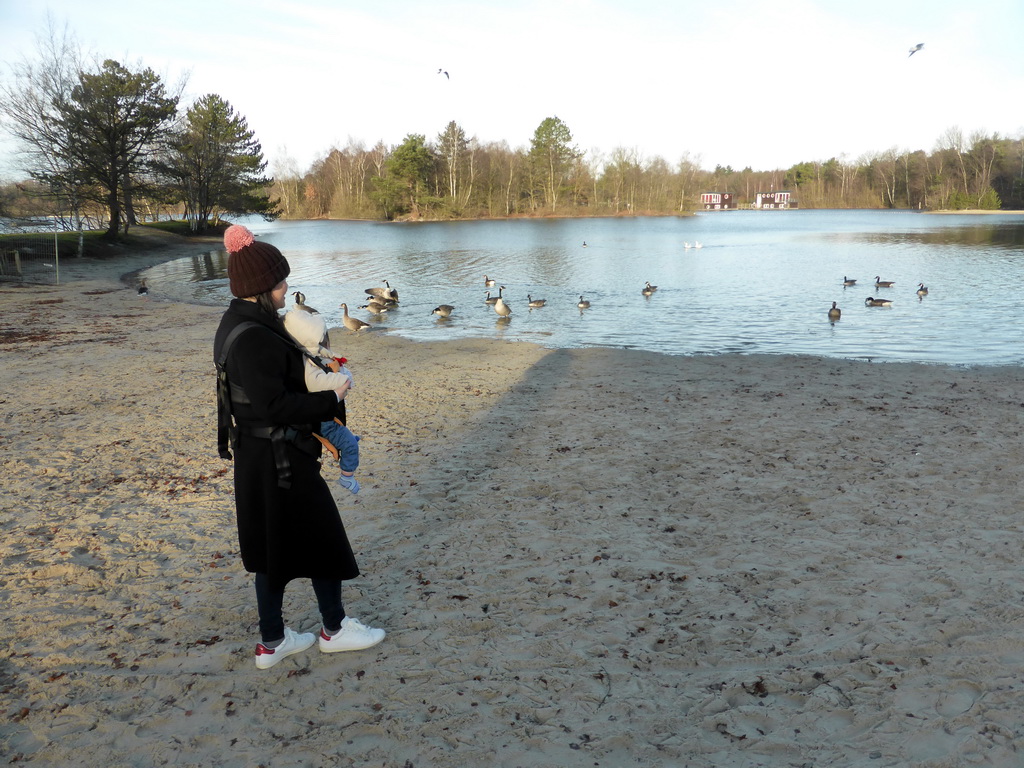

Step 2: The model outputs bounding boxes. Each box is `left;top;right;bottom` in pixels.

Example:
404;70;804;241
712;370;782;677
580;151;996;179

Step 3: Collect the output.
157;94;278;231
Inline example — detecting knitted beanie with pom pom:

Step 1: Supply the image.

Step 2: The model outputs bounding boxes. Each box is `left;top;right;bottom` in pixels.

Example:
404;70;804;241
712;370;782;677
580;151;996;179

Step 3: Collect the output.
224;224;290;298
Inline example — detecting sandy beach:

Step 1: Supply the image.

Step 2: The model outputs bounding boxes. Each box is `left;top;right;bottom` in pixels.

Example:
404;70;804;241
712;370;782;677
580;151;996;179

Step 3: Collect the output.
1;237;1023;767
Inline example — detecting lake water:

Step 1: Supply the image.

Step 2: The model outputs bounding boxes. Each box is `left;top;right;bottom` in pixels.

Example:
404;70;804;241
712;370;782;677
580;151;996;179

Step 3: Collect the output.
141;210;1024;366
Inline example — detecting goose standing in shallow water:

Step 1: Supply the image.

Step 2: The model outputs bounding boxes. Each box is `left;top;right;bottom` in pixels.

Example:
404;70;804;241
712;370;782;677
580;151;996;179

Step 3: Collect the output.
431;304;455;318
494;296;512;318
527;294;546;307
577;295;591;309
828;301;841;320
874;276;895;288
137;278;149;296
365;280;399;303
292;291;318;313
339;303;371;331
360;300;389;315
865;297;893;307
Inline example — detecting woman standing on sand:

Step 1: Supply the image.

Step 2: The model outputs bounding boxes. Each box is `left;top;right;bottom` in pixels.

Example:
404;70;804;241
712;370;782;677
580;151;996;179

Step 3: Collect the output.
213;224;384;670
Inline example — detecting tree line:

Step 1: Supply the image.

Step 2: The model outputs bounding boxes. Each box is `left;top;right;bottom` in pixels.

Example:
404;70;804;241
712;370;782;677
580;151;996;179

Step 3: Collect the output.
0;24;277;244
276;120;1023;220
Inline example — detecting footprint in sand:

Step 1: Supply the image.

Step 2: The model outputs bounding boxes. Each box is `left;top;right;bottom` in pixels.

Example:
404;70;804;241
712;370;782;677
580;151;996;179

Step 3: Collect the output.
935;681;983;717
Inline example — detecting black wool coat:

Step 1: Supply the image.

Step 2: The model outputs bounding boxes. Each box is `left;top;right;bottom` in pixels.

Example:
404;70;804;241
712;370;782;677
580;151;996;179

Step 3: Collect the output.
213;299;360;590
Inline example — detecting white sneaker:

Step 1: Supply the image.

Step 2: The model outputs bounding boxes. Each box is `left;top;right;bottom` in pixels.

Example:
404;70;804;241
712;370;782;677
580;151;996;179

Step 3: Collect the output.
319;616;386;653
254;626;316;670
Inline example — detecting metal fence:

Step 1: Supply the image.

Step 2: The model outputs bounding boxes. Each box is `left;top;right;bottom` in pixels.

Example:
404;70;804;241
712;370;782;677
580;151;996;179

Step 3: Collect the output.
0;231;60;285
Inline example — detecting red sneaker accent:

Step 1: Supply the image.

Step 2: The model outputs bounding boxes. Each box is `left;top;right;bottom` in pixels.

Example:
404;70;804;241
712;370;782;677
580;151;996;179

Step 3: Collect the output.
255;643;275;656
320;629;332;641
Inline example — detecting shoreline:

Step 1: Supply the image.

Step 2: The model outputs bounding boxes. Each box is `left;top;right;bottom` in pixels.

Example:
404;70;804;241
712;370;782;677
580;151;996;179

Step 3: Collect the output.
2;246;1024;765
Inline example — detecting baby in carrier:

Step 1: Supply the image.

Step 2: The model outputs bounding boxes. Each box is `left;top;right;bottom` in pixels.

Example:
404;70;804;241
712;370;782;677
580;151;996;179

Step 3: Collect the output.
283;308;361;494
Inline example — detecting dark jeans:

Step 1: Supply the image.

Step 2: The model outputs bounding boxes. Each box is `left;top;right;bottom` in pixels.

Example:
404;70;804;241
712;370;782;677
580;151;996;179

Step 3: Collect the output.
253;573;346;642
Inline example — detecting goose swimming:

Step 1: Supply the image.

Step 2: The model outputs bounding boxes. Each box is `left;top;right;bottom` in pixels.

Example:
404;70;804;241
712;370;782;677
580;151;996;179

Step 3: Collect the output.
577;295;591;309
527;294;546;307
865;297;894;307
843;276;857;287
485;286;504;305
642;281;657;296
874;276;895;288
431;304;455;318
828;301;841;320
916;283;928;297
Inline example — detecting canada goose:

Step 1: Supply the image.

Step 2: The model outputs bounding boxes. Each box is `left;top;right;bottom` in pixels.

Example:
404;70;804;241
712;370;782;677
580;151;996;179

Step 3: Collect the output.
494;296;512;317
577;295;591;309
917;283;929;296
360;300;389;315
484;275;496;287
874;276;895;288
527;294;546;308
865;297;893;307
339;303;371;331
485;286;504;305
431;304;455;318
292;291;318;313
364;280;399;303
137;278;149;296
828;301;841;320
642;281;657;296
843;276;857;286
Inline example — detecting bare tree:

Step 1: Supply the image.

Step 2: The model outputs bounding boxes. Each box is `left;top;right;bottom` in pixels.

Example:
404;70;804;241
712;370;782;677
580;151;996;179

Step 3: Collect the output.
0;19;88;250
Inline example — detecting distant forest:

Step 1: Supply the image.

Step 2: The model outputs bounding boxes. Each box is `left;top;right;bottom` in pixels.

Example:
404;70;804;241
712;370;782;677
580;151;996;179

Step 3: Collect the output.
270;118;1024;220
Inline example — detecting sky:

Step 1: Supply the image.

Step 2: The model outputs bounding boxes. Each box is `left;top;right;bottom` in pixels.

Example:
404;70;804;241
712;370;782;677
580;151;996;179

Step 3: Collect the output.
1;0;1022;179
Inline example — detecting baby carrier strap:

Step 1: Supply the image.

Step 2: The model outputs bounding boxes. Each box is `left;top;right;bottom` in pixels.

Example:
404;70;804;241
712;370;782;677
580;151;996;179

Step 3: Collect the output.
215;320;328;489
215;321;261;461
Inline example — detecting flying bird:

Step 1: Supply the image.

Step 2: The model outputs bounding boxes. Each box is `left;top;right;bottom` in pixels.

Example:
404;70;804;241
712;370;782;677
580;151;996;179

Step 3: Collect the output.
438;68;449;79
908;43;924;57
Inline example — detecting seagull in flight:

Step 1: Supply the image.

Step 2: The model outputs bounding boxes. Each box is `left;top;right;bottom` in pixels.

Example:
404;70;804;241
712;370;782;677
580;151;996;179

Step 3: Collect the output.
438;68;449;79
908;43;924;57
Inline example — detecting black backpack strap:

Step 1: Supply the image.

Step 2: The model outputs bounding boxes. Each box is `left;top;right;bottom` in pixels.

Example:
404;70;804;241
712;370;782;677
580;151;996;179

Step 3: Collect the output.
216;321;261;460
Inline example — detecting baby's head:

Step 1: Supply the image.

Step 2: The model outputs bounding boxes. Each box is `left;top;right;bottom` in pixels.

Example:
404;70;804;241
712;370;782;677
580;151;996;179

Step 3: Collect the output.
283;308;330;353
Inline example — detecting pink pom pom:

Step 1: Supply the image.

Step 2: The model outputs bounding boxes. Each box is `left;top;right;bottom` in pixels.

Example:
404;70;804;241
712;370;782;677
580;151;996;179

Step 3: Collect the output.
224;224;255;253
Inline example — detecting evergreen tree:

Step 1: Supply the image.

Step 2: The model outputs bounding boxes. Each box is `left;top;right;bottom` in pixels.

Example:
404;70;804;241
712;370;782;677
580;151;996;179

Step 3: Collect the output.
61;59;178;238
378;134;435;218
528;116;580;212
157;94;278;231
